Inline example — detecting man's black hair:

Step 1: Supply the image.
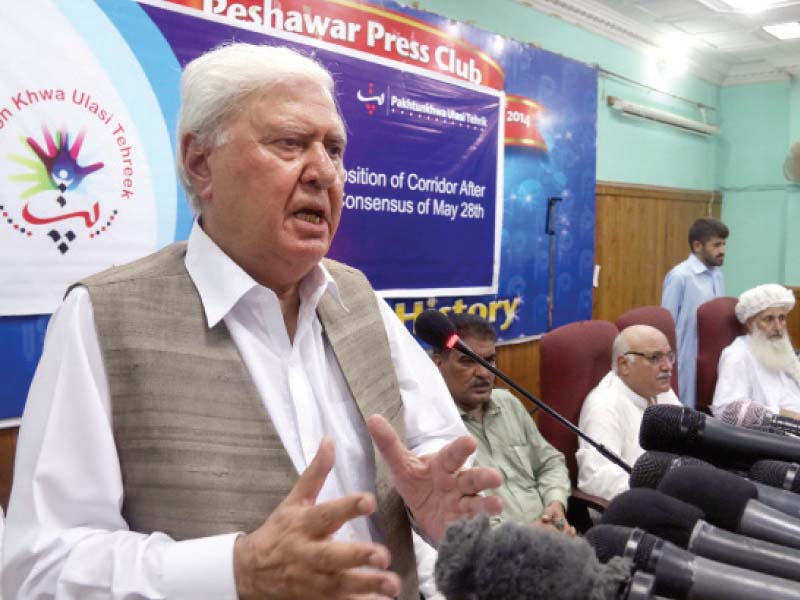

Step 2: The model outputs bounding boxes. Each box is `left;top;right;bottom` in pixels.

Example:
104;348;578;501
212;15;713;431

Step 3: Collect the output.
433;313;497;353
688;217;729;249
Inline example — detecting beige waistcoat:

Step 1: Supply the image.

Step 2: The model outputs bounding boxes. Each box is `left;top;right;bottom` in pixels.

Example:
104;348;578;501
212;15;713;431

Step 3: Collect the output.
75;242;418;598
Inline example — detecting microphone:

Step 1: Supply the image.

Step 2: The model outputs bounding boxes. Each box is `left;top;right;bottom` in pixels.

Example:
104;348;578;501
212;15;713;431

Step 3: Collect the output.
640;405;800;466
748;424;795;437
631;451;800;519
659;465;800;551
750;459;800;493
415;309;631;473
587;524;800;600
603;487;800;583
718;399;800;437
629;451;708;488
770;414;800;438
718;399;772;427
434;513;632;600
602;488;705;548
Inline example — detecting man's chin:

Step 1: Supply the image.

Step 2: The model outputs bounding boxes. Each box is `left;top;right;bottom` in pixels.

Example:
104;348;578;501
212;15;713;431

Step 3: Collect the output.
469;389;493;404
655;380;672;394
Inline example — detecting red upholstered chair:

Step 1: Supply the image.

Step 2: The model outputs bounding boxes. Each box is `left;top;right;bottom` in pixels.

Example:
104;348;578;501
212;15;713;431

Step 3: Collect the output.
615;305;679;395
538;319;619;514
696;297;746;414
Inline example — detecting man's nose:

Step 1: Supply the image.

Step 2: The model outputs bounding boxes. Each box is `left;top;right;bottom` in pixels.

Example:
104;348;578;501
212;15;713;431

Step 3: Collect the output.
302;142;339;188
474;362;493;379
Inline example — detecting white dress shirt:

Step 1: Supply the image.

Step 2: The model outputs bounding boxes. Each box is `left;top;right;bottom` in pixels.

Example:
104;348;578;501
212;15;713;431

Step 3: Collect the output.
712;336;800;415
4;221;467;599
576;371;682;501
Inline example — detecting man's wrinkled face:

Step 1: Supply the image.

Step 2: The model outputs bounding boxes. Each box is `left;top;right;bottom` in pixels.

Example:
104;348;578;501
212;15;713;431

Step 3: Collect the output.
618;332;674;399
435;336;497;412
185;78;347;286
749;306;789;341
694;236;726;268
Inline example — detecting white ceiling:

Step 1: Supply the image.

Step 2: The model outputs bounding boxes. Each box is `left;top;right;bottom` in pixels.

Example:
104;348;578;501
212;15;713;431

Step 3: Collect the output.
516;0;800;84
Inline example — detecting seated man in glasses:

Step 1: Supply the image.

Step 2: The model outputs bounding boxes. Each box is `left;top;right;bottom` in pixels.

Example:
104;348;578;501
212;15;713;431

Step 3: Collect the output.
576;325;682;501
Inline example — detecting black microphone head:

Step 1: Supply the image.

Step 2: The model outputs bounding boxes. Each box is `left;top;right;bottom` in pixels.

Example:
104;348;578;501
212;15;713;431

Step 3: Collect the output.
601;488;703;548
749;459;800;493
640;405;707;454
436;514;632;600
658;464;757;531
630;451;710;488
585;524;658;570
414;309;456;349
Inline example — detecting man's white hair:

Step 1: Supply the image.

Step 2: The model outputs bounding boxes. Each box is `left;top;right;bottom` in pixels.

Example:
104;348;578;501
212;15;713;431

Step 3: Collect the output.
735;284;795;324
611;332;630;373
175;43;338;214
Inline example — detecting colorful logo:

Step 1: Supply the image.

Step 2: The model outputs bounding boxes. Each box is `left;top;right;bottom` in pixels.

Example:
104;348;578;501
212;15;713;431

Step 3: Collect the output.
356;82;384;116
6;124;109;254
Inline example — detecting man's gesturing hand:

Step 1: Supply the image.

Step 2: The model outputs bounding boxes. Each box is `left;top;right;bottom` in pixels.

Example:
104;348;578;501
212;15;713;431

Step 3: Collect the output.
366;415;503;545
233;438;400;600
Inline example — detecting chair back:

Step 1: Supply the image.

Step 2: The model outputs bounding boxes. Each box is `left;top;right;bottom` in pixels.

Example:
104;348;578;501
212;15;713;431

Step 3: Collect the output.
696;297;746;414
539;320;619;485
615;305;679;394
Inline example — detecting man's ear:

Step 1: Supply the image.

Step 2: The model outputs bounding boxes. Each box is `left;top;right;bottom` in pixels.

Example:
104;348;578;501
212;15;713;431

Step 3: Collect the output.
745;317;756;334
691;239;702;254
181;133;213;203
616;355;630;375
432;352;443;368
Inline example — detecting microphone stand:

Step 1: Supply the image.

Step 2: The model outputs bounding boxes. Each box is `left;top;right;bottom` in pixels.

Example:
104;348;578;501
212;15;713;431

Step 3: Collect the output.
449;336;632;473
545;196;561;332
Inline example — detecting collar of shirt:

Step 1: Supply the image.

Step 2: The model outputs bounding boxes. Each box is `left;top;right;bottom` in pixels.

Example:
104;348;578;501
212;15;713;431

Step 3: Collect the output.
458;394;501;423
608;371;659;410
184;219;346;328
687;253;717;276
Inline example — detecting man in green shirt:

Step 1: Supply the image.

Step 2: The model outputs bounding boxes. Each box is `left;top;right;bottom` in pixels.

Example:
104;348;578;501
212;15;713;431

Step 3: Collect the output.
432;313;574;535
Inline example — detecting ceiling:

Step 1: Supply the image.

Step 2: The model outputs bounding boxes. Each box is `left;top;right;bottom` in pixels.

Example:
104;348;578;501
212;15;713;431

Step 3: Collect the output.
517;0;800;85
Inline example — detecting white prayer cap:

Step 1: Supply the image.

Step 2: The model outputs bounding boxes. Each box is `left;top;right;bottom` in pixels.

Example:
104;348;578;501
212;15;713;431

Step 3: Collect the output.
735;284;795;324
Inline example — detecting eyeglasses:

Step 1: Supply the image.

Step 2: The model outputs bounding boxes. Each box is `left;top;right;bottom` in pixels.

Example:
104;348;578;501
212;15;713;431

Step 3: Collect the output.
624;351;676;365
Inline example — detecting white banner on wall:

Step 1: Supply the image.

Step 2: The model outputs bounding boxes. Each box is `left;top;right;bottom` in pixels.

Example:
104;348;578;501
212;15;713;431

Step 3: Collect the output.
0;1;172;316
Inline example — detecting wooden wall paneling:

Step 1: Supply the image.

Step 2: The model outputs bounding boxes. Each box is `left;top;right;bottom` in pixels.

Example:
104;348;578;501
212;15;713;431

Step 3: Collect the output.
496;339;540;415
0;427;18;512
594;182;722;323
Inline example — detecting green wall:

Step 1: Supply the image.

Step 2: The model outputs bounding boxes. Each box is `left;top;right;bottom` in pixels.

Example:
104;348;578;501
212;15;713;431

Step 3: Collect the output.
410;0;798;292
717;81;794;293
785;79;800;287
413;0;719;189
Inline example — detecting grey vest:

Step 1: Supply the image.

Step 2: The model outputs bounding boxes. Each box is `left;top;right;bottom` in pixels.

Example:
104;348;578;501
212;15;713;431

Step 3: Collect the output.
75;242;418;597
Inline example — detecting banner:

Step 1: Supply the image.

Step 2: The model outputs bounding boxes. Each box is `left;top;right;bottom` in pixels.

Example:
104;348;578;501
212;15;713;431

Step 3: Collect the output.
0;0;180;315
0;0;597;419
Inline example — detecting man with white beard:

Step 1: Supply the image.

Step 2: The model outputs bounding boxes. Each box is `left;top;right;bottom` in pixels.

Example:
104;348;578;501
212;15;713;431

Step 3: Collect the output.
712;284;800;418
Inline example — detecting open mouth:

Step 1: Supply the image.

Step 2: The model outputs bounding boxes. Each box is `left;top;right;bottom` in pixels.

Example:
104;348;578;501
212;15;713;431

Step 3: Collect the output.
295;209;323;225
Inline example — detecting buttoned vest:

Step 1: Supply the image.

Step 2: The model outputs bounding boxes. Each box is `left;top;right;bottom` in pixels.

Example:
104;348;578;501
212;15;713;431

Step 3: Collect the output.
75;242;418;597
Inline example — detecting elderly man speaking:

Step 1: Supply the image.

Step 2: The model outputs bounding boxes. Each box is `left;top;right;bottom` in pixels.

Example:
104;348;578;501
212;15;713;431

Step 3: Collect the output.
712;284;800;418
3;44;502;600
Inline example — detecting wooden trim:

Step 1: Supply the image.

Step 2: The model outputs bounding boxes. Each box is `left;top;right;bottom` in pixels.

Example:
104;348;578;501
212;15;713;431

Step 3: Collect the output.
596;181;722;204
593;181;723;323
